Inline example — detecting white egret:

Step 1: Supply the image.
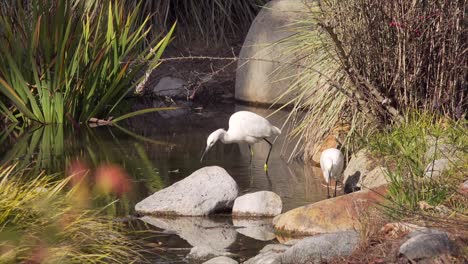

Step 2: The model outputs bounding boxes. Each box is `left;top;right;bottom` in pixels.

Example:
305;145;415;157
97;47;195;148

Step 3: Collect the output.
320;148;344;198
200;111;281;171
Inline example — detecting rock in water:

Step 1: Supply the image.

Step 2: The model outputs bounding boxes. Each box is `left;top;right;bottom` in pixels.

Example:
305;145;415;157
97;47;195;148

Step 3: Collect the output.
281;231;360;264
232;191;282;217
135;166;239;216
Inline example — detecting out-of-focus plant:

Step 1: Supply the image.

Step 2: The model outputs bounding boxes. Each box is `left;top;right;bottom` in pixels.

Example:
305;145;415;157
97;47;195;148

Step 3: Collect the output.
0;0;175;125
0;163;142;263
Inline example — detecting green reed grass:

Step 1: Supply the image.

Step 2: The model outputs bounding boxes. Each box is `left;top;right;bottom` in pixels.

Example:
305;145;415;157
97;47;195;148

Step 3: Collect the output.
0;0;175;125
365;112;467;213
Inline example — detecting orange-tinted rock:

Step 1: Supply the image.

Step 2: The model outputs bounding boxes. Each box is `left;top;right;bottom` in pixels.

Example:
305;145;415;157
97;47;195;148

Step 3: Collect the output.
305;124;350;166
272;186;387;235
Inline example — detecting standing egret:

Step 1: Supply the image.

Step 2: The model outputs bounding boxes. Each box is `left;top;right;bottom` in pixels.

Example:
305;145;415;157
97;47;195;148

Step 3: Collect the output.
320;148;344;198
200;111;281;171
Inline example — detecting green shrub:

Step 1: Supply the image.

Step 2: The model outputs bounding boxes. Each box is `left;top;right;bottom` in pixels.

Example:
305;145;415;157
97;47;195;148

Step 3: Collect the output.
0;0;174;125
279;0;466;153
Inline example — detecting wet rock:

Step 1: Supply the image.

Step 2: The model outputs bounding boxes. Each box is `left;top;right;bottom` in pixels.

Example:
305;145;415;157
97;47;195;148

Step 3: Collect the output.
232;191;282;217
203;256;238;264
235;0;313;104
152;76;186;97
232;218;275;241
152;100;190;119
140;216;237;250
135;166;238;216
424;158;450;178
399;230;454;262
187;246;235;263
273;186;387;235
244;244;289;264
281;231;360;264
342;149;388;193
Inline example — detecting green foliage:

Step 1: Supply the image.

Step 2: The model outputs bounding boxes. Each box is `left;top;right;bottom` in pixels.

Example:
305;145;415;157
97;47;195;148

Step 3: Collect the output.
0;164;142;263
0;0;175;125
127;0;269;45
279;0;466;156
365;112;467;212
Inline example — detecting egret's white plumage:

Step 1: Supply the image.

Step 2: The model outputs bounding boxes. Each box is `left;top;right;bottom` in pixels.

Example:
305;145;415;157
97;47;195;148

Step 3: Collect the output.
320;148;344;198
201;111;281;170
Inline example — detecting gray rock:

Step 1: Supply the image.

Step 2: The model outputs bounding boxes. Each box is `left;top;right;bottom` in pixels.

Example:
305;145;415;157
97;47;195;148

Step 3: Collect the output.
235;0;313;104
244;244;288;264
424;137;461;162
343;149;387;193
232;218;275;241
203;256;238;264
140;216;237;250
152;76;186;97
399;231;453;261
187;246;234;262
135;166;239;216
232;191;282;217
424;159;450;178
281;231;360;264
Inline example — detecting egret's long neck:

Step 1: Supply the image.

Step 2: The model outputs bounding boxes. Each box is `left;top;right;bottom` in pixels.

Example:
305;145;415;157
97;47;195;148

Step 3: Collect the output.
218;129;231;143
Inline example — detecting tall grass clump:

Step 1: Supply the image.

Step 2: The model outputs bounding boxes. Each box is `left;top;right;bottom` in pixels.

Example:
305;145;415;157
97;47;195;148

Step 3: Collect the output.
0;164;142;263
126;0;269;46
365;112;467;220
279;0;467;154
0;0;174;125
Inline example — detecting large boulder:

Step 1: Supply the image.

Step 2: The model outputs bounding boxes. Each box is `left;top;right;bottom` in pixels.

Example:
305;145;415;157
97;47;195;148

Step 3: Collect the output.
135;166;239;216
342;149;388;193
281;231;360;264
272;186;387;235
232;191;282;217
235;0;312;104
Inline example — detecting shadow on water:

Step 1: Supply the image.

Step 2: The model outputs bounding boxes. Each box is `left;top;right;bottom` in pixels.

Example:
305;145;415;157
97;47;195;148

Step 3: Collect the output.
0;103;328;263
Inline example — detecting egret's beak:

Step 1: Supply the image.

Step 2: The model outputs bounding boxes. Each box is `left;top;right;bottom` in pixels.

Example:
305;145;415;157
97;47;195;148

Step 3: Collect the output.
200;146;210;162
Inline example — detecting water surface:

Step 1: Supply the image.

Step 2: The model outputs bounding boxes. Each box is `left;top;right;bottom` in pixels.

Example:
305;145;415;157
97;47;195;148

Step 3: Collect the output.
1;102;327;262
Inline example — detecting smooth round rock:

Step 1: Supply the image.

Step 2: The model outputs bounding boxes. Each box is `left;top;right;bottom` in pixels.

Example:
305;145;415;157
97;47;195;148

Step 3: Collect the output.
135;166;239;216
232;191;282;217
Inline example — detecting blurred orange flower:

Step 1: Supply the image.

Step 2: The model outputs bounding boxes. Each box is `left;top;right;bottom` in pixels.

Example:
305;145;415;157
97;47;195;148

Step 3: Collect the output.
95;164;131;196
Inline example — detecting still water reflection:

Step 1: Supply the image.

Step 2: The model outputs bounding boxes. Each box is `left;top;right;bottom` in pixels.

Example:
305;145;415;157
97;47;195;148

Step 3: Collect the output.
0;103;327;262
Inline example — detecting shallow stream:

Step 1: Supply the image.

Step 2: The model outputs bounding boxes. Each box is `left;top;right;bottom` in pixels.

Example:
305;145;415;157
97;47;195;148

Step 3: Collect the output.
1;102;328;263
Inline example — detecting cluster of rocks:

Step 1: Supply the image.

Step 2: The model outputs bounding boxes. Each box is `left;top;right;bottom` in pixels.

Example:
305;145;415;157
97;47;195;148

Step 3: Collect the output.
134;133;464;263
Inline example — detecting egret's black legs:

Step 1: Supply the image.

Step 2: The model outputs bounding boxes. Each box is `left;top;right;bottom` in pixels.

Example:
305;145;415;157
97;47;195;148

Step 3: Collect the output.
248;145;253;164
327;180;330;198
263;138;273;171
334;180;338;197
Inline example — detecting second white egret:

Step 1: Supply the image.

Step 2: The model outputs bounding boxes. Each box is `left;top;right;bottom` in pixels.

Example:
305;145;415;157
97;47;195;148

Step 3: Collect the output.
320;148;345;198
200;111;281;171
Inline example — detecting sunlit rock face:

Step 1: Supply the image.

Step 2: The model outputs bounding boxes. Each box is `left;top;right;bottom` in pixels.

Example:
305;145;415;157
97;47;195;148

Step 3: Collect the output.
272;186;387;235
232;191;282;217
135;166;239;216
235;0;313;105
